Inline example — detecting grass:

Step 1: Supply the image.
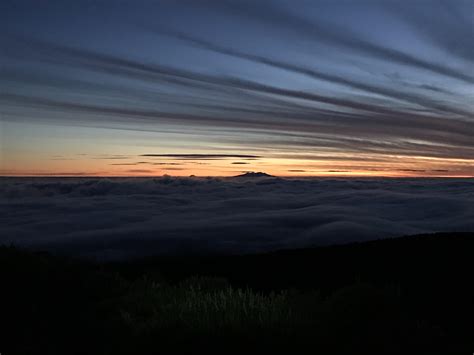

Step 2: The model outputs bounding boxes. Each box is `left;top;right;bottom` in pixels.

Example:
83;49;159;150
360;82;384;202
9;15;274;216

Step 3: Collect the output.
119;276;292;332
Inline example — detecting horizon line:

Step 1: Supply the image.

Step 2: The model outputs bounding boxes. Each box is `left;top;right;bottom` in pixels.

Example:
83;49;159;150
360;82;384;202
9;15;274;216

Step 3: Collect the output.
1;174;473;179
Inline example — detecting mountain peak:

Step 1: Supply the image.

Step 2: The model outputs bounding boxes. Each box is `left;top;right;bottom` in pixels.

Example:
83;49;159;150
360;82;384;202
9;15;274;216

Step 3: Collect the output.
234;172;274;178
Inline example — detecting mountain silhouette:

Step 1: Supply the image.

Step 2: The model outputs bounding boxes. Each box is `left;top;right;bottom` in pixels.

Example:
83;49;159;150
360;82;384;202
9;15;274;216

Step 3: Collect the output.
234;171;274;178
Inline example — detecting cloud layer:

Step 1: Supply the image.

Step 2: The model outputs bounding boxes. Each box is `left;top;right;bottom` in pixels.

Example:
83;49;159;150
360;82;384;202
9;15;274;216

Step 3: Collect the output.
1;177;473;259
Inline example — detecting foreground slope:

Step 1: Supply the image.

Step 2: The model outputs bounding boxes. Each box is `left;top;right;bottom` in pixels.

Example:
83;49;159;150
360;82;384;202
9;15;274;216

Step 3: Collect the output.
1;232;473;354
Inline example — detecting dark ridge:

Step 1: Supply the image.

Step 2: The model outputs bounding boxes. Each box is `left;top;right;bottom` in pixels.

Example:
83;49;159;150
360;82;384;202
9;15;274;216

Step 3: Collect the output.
2;232;473;354
112;232;474;291
233;171;274;178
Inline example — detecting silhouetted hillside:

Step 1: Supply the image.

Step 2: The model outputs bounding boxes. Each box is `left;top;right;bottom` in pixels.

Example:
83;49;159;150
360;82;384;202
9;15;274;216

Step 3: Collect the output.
1;232;473;354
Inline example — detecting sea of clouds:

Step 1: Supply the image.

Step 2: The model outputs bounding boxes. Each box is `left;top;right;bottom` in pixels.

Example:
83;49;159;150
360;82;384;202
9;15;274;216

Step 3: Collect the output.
1;177;473;259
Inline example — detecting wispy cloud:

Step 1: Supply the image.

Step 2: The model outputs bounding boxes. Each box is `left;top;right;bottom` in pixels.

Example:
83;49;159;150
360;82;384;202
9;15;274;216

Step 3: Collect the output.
141;154;262;160
126;169;155;173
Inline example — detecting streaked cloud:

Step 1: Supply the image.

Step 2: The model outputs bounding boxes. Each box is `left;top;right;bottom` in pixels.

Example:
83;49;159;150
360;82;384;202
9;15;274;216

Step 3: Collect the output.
0;0;473;177
141;154;262;160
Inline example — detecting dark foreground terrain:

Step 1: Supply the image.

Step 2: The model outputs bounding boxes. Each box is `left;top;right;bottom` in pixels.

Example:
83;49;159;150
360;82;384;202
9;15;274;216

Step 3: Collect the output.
2;233;473;354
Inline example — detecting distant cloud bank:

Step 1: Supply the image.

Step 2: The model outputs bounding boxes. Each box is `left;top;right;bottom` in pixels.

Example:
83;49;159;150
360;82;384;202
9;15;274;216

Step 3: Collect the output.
1;177;473;259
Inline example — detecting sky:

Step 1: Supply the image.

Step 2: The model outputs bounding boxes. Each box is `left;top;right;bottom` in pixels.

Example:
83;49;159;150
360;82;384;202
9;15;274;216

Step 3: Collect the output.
1;0;473;177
